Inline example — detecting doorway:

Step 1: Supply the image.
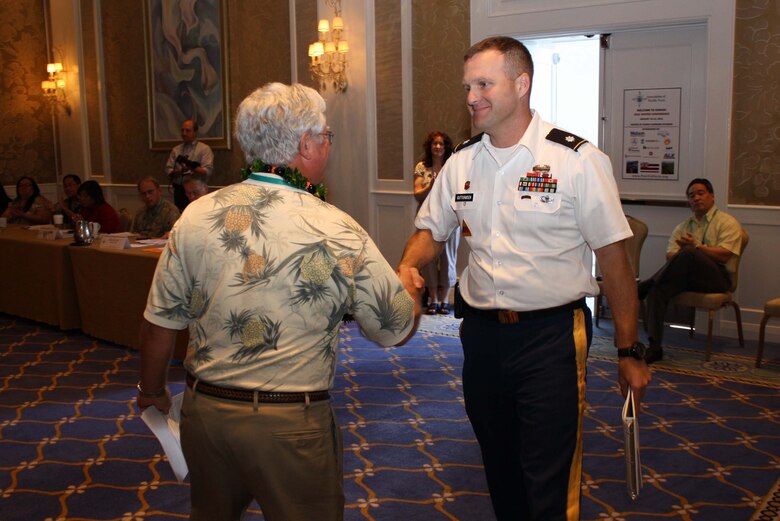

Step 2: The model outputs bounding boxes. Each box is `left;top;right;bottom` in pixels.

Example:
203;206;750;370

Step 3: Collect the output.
523;35;602;315
523;36;601;144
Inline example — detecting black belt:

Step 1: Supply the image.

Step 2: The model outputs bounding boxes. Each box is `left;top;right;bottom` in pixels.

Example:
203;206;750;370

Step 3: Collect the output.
464;298;586;325
186;373;329;404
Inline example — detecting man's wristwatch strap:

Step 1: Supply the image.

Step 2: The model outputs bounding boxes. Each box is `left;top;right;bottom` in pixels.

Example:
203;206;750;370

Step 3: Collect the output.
617;341;647;360
137;381;167;398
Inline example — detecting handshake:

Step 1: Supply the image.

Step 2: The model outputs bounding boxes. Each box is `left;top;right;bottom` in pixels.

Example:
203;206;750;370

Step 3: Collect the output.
175;155;201;170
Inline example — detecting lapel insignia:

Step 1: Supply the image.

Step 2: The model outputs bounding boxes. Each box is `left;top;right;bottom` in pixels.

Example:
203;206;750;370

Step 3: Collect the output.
546;128;588;151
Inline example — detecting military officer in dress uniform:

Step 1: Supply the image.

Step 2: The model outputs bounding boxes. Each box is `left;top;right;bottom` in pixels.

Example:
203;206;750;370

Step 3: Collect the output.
396;36;651;521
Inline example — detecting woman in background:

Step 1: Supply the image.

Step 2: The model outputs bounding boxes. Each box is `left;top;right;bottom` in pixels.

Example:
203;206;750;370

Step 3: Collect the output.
413;131;458;315
1;176;53;225
49;174;82;226
75;180;121;234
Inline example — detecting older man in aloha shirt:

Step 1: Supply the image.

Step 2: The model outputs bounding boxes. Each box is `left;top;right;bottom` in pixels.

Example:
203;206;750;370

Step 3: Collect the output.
146;181;415;384
142;179;416;518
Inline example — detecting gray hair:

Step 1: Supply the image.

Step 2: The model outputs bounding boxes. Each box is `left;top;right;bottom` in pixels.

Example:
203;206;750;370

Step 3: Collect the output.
137;175;160;190
234;82;327;165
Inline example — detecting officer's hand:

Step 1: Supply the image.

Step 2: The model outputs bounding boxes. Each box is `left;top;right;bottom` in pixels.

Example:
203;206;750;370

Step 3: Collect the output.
618;358;651;407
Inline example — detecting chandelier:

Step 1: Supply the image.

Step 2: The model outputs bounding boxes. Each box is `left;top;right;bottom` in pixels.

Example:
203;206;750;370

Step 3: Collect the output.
308;0;349;92
41;62;71;116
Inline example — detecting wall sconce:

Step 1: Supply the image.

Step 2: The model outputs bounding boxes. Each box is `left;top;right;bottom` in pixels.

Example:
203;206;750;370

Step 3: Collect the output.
308;0;348;92
41;62;71;116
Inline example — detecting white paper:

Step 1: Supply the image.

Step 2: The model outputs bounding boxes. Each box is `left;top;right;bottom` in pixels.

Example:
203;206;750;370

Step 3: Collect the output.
622;389;642;499
140;392;188;482
136;238;169;246
37;229;59;240
98;236;131;249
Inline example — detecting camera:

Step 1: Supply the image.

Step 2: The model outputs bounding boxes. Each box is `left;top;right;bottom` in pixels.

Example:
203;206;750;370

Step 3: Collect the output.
175;155;201;170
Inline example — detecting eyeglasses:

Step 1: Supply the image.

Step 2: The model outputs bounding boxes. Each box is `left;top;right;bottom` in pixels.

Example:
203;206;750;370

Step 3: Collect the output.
320;130;335;145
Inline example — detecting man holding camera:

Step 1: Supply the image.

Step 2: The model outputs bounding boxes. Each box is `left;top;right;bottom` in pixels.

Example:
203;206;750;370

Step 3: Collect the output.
164;119;214;211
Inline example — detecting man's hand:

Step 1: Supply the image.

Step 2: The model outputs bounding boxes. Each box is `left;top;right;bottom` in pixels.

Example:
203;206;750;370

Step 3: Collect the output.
392;265;425;346
675;232;698;249
397;265;425;313
618;358;651;406
137;319;178;415
136;387;172;415
397;265;425;291
594;240;652;406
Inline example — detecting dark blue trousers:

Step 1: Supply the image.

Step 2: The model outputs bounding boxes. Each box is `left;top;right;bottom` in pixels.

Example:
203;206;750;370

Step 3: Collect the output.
644;246;730;346
460;304;592;521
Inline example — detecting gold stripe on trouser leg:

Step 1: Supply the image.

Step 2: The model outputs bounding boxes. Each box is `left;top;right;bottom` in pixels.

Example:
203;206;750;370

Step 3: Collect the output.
566;308;589;521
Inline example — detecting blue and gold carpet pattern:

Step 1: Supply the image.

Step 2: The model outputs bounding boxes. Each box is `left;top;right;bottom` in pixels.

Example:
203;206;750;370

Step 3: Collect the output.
1;313;778;520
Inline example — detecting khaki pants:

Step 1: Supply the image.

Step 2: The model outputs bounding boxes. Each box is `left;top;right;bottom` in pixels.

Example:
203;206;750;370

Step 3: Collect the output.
180;386;344;521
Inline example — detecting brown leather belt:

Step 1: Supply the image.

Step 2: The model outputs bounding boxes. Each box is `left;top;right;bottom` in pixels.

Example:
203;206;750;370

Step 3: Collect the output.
464;298;586;325
186;373;329;404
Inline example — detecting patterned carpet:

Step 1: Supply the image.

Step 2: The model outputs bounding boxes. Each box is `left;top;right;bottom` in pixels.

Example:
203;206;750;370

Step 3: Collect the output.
0;313;778;520
420;316;780;389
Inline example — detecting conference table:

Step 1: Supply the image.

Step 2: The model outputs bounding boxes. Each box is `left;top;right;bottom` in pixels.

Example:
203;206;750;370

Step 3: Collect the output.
68;239;188;358
0;225;81;329
0;225;186;358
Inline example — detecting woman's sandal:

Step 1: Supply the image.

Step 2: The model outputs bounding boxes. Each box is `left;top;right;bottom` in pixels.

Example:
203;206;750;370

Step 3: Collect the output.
437;303;451;315
426;303;439;315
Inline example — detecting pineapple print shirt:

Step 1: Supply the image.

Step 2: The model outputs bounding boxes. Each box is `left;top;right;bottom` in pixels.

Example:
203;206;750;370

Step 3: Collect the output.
131;199;180;238
143;177;416;391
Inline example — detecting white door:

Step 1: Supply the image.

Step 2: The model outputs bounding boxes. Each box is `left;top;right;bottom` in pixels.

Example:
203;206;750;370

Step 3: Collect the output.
600;24;707;201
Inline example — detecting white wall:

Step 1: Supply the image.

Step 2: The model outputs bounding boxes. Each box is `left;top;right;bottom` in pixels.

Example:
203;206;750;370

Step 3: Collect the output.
311;0;418;269
47;0;90;183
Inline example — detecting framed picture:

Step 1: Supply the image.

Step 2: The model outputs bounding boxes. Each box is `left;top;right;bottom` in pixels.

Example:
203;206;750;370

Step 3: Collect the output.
144;0;230;150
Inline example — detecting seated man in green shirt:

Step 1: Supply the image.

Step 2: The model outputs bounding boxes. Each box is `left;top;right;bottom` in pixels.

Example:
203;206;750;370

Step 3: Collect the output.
638;178;742;363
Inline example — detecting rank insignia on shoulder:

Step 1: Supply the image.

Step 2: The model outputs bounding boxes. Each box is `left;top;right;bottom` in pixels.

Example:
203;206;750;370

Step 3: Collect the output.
546;128;588;151
454;133;484;153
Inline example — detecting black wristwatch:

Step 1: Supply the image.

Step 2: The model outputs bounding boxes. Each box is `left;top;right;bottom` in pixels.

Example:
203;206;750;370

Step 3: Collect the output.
617;341;647;360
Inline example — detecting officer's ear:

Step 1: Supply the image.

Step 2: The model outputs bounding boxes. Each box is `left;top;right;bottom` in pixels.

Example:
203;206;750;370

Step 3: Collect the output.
515;72;531;99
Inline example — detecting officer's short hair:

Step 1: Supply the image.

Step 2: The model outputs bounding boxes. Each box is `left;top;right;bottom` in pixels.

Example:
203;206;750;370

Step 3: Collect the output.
464;36;534;81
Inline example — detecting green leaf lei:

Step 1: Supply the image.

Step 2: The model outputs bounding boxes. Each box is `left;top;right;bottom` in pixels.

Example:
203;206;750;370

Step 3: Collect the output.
240;159;328;201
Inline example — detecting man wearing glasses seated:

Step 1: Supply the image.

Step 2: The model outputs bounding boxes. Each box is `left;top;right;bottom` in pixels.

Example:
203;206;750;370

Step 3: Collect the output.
131;176;180;238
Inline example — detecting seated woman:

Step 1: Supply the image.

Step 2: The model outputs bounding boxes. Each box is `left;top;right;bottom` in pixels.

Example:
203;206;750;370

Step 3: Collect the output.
75;180;121;234
1;176;53;225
